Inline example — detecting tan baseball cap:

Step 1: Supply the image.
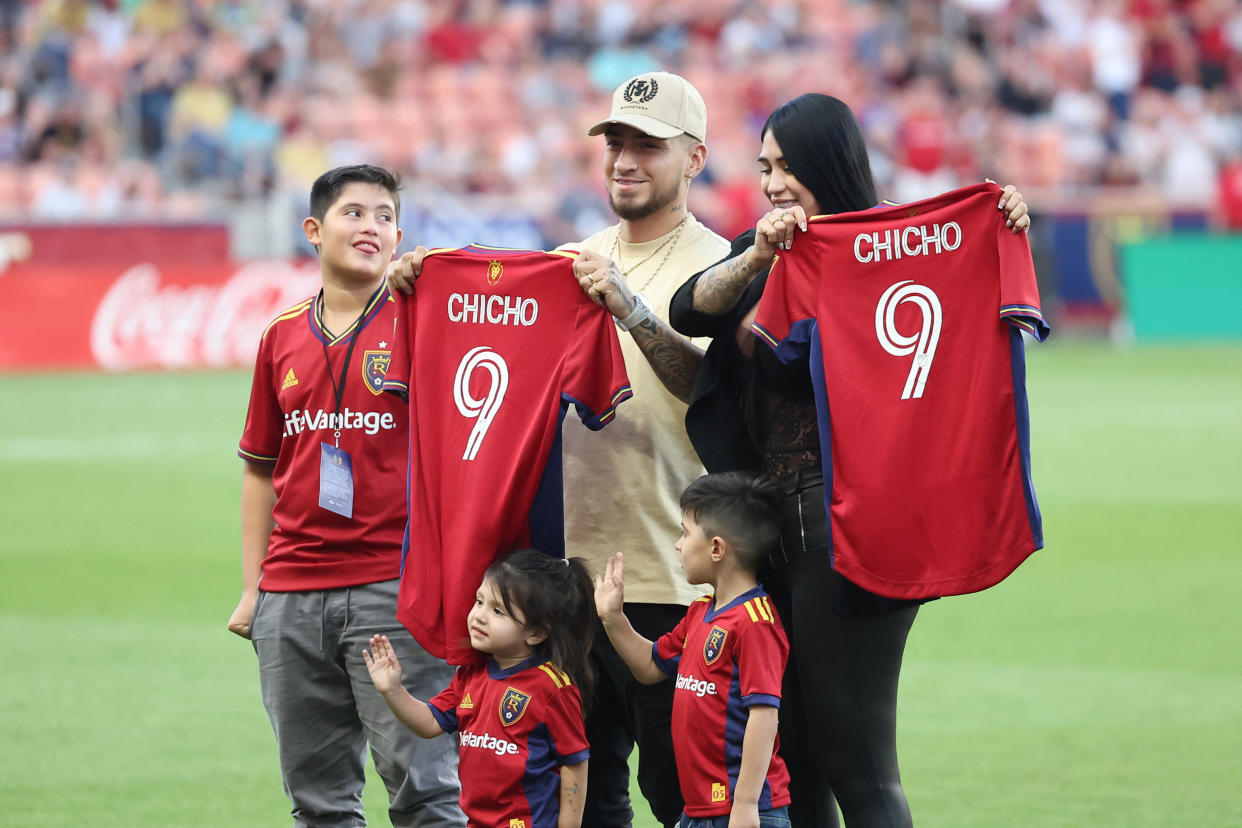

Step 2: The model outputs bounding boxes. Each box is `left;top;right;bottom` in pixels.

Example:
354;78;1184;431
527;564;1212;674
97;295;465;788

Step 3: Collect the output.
587;72;707;142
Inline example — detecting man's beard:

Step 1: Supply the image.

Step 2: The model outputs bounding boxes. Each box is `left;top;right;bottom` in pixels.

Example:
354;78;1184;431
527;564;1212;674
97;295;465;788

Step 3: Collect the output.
608;177;682;221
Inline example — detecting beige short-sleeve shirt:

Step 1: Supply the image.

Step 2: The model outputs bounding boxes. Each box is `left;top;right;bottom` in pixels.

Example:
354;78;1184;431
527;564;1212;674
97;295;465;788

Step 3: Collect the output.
560;214;729;604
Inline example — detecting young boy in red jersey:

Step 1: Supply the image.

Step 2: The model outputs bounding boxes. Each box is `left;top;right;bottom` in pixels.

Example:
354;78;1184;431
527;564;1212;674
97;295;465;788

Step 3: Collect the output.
594;472;791;828
230;165;463;827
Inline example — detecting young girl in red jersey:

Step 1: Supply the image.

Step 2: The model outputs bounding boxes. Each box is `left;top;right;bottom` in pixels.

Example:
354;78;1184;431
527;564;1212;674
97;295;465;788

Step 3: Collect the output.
365;549;595;828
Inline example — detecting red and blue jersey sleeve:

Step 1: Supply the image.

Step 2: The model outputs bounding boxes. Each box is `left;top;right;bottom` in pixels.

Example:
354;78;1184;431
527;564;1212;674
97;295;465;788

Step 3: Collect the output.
426;667;465;734
539;673;590;766
995;213;1049;340
750;250;818;365
735;597;789;709
561;284;632;430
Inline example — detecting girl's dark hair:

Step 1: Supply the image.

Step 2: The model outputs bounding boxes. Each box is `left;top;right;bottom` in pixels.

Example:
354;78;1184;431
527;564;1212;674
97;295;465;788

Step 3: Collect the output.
483;549;596;707
762;93;877;216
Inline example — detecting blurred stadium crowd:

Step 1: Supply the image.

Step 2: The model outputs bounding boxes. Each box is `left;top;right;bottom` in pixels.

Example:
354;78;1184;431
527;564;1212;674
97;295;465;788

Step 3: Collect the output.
3;0;1242;246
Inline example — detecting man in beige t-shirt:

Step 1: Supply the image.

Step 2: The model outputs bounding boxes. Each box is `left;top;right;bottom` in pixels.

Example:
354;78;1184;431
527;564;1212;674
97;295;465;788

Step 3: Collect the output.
566;73;728;828
385;72;728;828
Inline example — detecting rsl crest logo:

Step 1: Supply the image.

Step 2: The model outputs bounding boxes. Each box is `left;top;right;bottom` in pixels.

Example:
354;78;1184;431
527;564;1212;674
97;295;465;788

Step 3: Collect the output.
499;687;530;727
623;77;659;103
486;259;503;286
703;626;727;665
362;349;390;395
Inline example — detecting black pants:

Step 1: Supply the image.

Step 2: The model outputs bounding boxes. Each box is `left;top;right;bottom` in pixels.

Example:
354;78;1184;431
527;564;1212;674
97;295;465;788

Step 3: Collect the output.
582;602;685;828
766;470;919;828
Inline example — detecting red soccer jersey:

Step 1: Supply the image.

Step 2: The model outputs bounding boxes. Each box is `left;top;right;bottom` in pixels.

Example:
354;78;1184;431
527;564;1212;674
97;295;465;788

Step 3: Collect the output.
752;182;1049;600
383;245;631;663
238;286;406;591
427;655;589;828
653;588;791;817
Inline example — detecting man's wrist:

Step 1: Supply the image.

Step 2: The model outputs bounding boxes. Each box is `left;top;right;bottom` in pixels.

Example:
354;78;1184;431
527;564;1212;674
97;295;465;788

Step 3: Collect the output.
614;292;653;331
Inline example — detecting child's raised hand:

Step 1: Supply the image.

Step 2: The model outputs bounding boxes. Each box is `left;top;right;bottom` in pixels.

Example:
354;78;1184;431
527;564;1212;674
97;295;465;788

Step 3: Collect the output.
593;552;626;620
363;634;403;695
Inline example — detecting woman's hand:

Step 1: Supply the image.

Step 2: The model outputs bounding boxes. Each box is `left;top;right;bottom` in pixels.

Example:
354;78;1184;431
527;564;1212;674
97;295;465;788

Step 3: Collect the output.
992;182;1030;233
750;205;808;267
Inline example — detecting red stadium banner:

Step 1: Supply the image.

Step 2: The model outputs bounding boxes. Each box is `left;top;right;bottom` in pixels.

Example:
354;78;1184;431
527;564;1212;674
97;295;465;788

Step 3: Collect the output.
0;260;321;371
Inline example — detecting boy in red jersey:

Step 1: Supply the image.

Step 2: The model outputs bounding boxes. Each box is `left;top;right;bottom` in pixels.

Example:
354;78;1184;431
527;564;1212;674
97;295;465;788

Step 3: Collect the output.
594;472;791;828
230;165;463;827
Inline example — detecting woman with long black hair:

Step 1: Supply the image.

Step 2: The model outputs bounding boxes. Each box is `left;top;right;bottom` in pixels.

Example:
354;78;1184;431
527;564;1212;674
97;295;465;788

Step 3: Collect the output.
669;93;1029;828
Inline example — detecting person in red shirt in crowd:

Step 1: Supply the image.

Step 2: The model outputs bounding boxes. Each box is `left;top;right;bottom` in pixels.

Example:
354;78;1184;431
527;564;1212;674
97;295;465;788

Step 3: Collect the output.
1217;152;1242;229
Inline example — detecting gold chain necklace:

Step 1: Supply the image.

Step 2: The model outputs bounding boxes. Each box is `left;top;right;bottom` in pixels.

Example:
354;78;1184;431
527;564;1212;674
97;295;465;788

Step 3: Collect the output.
609;216;688;292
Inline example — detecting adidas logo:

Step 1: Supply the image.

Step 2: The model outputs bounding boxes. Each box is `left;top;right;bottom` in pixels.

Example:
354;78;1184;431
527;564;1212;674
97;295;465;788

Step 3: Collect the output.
460;692;474;710
281;369;298;390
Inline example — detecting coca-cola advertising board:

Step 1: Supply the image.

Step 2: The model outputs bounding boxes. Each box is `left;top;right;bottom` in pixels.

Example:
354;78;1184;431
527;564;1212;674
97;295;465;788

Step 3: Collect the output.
0;259;321;371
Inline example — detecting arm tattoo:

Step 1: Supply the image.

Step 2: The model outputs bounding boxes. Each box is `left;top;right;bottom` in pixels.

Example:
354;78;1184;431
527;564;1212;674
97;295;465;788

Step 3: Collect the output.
630;315;703;403
693;253;762;315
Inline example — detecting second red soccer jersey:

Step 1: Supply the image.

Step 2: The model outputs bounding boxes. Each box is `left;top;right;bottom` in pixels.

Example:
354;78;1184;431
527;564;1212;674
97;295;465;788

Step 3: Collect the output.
752;183;1048;600
383;245;631;663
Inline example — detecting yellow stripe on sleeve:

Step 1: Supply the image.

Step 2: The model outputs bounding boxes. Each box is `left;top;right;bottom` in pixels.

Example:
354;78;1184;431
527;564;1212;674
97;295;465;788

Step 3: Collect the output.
538;663;565;688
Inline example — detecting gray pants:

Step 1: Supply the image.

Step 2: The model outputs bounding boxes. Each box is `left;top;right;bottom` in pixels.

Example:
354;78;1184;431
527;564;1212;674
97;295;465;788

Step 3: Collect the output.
251;579;464;828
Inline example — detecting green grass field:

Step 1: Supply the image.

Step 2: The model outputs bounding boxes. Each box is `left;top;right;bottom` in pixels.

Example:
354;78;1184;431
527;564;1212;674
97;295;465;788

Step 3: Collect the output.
2;342;1240;827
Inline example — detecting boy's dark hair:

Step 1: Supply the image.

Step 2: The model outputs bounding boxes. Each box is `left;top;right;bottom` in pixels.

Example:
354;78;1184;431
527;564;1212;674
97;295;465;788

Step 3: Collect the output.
309;164;402;222
483;549;596;709
762;93;877;216
679;472;783;573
